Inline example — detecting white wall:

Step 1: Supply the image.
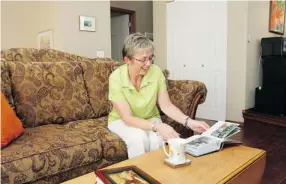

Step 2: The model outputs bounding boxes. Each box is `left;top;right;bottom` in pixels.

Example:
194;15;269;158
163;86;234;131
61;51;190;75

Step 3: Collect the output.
1;1;111;58
110;1;153;34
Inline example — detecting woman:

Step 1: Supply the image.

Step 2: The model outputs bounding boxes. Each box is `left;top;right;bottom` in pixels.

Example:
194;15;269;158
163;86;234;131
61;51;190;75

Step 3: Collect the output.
108;33;209;158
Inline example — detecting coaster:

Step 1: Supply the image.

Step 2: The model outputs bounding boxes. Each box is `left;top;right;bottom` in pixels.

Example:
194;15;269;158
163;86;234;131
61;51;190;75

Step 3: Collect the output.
164;158;191;168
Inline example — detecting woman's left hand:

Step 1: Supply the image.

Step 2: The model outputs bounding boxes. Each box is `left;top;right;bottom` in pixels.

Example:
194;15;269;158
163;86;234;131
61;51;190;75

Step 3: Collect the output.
187;119;210;133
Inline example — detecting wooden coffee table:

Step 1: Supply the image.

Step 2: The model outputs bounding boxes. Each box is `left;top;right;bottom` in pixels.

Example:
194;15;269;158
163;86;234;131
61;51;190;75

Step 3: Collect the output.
62;145;266;184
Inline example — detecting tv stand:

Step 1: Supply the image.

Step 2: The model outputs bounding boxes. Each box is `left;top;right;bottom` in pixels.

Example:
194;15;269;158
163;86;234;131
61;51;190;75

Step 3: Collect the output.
243;108;286;127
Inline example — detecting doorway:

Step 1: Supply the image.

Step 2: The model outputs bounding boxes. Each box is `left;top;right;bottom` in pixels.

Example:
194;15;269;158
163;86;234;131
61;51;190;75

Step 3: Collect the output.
110;7;136;61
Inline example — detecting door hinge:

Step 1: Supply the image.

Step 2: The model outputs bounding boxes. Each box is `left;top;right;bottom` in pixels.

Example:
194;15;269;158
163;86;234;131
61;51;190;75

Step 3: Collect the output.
128;22;131;27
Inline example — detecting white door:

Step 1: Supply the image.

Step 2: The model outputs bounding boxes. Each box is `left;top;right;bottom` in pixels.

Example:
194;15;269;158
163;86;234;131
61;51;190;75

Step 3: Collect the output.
111;14;129;61
167;1;227;121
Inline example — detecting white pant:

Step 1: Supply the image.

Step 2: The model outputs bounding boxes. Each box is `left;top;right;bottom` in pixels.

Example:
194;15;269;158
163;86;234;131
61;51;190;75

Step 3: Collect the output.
108;118;164;158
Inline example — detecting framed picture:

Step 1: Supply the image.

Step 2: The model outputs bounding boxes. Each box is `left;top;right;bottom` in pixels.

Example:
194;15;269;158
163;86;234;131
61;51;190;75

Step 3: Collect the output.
37;30;54;49
95;165;160;184
269;0;286;35
79;15;96;32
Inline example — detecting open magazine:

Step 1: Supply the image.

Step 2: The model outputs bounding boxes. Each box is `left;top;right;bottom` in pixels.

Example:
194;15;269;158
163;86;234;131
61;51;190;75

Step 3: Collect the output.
185;121;242;157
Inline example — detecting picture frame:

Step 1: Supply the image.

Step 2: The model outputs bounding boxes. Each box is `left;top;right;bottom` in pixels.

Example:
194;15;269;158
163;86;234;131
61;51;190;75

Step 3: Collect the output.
79;15;96;32
269;0;286;35
95;165;161;184
37;30;54;49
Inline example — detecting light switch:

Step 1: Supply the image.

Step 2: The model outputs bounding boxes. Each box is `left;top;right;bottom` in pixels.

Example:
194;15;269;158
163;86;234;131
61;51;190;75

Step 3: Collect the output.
247;33;251;43
96;50;104;58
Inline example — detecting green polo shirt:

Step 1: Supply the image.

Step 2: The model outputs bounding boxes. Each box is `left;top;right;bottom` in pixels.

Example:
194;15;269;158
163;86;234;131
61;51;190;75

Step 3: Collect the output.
108;64;167;122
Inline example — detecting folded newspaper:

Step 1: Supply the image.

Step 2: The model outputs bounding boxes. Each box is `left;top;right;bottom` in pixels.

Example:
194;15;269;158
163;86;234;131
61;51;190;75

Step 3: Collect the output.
185;121;242;157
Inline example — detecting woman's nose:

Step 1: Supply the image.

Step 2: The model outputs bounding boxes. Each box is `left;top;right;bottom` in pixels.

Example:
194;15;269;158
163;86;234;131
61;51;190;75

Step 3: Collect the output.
144;60;152;66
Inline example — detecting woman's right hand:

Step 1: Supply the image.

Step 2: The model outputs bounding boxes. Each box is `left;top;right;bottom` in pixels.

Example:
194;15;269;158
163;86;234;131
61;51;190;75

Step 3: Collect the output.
156;123;180;140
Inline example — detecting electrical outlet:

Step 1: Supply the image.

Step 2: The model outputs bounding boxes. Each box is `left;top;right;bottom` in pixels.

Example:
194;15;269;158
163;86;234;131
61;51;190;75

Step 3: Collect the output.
96;50;104;58
247;33;251;43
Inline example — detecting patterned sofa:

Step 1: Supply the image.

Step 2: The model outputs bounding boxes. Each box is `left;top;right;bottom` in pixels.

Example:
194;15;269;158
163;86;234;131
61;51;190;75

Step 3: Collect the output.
1;48;207;184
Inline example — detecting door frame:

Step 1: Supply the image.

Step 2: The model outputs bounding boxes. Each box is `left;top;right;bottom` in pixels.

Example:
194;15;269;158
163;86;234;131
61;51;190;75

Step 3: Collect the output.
111;6;136;33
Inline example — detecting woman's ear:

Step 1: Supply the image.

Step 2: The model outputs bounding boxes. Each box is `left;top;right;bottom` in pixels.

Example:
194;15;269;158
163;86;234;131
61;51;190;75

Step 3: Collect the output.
123;56;130;64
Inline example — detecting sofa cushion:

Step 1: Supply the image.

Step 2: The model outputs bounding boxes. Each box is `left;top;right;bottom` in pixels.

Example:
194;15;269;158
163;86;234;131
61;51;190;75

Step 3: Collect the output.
38;49;92;63
31;158;118;184
63;117;128;161
8;61;94;127
1;124;102;184
1;48;39;62
1;62;14;109
79;59;124;117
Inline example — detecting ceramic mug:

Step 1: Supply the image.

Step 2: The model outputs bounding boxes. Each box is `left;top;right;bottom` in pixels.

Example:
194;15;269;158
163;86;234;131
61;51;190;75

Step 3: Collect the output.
163;138;187;164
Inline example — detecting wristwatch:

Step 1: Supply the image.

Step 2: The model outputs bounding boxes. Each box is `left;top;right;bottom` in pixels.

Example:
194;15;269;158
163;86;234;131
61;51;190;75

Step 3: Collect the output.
151;123;157;132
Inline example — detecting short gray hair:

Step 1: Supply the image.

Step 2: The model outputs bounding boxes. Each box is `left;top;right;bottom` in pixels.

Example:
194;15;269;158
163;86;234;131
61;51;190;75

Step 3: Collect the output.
122;32;154;58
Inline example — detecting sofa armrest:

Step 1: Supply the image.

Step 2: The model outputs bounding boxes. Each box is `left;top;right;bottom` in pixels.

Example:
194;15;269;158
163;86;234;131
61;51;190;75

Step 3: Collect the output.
168;79;207;117
165;79;207;138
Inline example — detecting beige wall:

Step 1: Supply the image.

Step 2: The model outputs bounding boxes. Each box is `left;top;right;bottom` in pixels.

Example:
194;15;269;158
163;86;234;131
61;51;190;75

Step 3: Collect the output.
246;1;286;109
226;1;248;122
58;1;111;58
1;1;61;49
110;1;153;34
227;1;286;122
1;1;111;58
153;1;167;69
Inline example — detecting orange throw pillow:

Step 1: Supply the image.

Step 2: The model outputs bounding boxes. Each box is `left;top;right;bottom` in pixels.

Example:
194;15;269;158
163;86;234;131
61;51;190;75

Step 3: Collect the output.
1;92;24;148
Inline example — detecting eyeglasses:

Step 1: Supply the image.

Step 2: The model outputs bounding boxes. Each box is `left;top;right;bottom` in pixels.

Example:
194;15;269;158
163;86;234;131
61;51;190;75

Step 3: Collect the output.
131;55;155;63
